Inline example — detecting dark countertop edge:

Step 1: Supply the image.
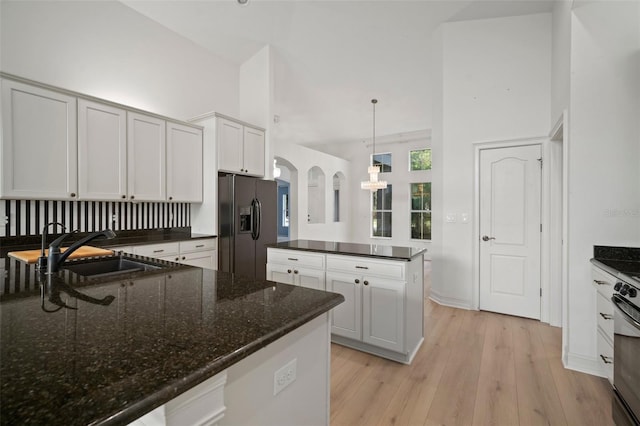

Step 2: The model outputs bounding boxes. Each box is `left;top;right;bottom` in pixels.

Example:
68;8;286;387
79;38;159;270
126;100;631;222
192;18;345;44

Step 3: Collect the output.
96;293;345;426
267;242;426;261
590;258;637;283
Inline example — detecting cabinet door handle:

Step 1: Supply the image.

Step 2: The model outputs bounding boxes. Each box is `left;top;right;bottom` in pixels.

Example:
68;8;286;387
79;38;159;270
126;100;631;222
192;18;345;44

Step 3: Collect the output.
153;249;164;253
196;244;205;248
599;312;613;320
594;280;610;286
355;266;369;270
354;279;360;284
600;354;613;364
288;258;298;261
363;280;369;286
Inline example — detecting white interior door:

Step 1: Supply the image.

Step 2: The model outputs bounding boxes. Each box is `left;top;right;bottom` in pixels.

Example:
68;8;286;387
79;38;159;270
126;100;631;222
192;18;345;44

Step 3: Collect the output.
479;144;542;319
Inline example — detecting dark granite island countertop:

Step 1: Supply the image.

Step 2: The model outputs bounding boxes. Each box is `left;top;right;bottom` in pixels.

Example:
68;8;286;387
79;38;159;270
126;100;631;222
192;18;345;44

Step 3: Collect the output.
0;256;343;426
269;239;427;261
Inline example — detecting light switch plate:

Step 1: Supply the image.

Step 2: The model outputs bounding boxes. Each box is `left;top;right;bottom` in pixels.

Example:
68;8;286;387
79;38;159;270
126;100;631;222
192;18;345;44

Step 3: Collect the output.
445;214;457;223
461;213;470;223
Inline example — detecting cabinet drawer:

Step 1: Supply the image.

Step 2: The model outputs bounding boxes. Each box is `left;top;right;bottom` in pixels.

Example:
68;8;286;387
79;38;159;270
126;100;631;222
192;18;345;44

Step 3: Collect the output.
181;250;216;270
592;265;617;299
596;291;614;343
326;255;405;280
267;249;325;269
597;328;614;384
180;238;216;253
133;242;180;258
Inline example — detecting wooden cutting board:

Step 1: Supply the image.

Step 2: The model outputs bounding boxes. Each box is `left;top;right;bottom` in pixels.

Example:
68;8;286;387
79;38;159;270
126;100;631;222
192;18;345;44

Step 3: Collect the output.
8;246;114;264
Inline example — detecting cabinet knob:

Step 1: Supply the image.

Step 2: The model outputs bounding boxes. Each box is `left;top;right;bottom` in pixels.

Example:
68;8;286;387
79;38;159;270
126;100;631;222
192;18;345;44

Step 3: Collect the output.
182;256;186;260
175;257;179;261
363;280;369;286
121;195;126;199
355;279;360;284
293;270;299;274
169;196;173;201
130;195;135;200
287;269;292;274
70;192;76;197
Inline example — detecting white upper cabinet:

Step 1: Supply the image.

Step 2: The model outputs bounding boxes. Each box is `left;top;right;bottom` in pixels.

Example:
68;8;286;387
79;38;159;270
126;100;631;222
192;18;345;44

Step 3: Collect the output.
217;118;244;174
1;79;78;200
127;112;166;202
243;126;265;177
217;117;265;177
78;99;127;201
167;122;203;203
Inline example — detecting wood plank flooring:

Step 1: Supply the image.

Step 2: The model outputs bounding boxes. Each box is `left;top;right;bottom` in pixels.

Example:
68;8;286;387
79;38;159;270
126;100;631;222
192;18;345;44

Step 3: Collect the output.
330;265;613;426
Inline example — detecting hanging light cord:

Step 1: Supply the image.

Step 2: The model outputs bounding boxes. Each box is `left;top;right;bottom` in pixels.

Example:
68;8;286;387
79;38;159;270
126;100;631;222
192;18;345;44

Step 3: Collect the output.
372;99;377;158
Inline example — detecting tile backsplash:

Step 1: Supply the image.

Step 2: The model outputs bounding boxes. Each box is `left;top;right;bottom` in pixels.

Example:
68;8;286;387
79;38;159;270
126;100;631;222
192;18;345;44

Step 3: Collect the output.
1;200;190;237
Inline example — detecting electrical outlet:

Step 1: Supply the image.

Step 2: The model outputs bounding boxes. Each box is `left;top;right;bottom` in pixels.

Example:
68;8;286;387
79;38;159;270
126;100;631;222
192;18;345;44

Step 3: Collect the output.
273;358;297;396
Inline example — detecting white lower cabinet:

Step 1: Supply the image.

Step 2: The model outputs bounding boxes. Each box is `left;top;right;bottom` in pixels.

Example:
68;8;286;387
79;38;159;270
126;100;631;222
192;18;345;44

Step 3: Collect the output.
119;239;217;270
592;265;616;383
267;248;424;364
266;249;325;290
327;271;405;353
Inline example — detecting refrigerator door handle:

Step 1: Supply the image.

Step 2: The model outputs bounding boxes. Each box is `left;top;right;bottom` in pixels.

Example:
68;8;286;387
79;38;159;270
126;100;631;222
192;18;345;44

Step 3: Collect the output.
250;198;257;240
254;199;262;241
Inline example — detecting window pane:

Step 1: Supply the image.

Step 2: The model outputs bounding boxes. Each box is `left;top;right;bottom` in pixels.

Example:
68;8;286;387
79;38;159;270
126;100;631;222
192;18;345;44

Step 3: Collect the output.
410;149;431;171
410;182;431;211
373;153;392;173
372;185;392;210
382;212;392;237
411;212;431;240
372;212;383;237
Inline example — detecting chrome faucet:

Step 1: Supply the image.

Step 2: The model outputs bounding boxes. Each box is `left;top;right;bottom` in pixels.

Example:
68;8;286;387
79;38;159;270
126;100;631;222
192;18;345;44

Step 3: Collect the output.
47;229;116;274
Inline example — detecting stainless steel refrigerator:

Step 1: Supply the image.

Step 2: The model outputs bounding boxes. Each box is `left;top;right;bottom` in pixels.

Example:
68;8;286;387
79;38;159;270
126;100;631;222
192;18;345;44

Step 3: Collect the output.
218;174;277;280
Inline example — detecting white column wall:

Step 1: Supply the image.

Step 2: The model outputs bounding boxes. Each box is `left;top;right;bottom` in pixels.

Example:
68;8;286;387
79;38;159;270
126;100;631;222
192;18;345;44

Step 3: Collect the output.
432;13;552;308
564;0;640;371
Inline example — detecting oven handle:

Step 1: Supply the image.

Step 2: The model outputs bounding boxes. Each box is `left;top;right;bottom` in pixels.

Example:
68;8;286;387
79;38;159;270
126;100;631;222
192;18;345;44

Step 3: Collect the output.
612;294;640;331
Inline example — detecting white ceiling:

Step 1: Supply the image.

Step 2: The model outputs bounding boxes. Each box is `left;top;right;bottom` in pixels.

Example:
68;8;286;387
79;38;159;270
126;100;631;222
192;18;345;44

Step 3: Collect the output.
122;0;555;146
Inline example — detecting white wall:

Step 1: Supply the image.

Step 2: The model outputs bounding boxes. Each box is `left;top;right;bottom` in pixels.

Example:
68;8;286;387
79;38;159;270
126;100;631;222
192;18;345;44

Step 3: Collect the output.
273;142;351;243
432;13;552;308
0;1;239;120
318;131;432;256
551;0;572;123
564;0;640;371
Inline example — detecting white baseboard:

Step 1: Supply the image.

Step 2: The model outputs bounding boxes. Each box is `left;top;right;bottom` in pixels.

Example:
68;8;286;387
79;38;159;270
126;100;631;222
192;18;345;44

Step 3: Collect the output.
429;290;473;310
564;352;604;378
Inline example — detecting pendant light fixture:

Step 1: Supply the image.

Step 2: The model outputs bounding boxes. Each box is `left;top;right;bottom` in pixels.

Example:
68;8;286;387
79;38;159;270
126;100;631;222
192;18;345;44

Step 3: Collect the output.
361;99;388;191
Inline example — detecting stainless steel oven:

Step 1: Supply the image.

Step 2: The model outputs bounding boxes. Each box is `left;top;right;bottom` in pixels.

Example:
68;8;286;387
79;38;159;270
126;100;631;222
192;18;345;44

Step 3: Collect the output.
612;275;640;426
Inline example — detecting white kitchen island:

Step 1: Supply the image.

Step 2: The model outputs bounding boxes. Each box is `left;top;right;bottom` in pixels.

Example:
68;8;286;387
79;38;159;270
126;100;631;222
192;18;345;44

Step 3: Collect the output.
267;240;426;364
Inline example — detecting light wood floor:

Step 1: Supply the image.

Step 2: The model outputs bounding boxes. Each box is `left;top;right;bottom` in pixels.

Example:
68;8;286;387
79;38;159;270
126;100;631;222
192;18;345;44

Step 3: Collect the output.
330;266;613;426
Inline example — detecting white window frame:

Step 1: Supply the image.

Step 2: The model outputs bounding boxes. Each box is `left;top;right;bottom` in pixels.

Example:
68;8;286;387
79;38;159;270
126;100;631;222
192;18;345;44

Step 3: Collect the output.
371;152;392;173
371;184;392;239
408;148;432;172
409;182;431;241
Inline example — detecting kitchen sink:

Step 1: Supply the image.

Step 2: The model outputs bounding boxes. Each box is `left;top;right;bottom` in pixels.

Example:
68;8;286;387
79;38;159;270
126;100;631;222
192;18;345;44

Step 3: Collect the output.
62;256;168;279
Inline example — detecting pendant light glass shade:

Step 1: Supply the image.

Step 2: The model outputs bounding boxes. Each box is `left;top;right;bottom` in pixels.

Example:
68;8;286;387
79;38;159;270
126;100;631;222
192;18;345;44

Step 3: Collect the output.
361;99;387;191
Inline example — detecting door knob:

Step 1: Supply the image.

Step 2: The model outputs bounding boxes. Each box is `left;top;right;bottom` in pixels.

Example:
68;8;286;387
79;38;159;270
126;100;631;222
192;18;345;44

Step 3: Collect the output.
482;236;496;241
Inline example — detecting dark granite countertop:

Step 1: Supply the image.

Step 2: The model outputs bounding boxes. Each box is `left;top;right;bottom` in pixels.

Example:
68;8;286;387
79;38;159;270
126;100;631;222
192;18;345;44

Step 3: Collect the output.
591;245;640;283
0;254;344;426
269;239;427;261
0;227;216;257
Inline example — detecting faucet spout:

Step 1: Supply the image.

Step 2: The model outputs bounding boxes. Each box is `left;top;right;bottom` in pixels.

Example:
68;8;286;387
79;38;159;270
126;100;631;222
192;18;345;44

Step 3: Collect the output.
47;229;116;274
